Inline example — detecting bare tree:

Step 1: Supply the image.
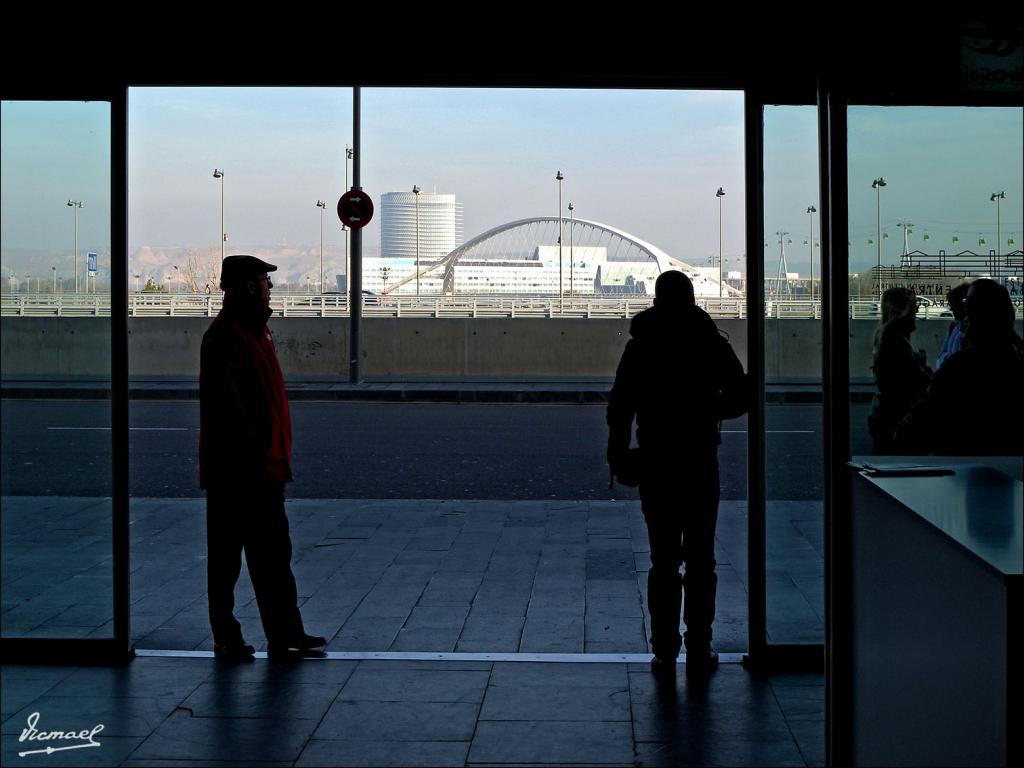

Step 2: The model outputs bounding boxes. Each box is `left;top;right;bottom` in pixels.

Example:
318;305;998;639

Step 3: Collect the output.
184;247;222;294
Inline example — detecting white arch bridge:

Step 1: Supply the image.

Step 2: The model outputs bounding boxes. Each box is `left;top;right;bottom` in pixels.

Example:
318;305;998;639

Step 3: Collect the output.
384;216;739;296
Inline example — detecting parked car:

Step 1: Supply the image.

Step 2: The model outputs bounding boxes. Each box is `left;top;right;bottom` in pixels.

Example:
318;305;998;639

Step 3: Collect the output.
362;290;381;306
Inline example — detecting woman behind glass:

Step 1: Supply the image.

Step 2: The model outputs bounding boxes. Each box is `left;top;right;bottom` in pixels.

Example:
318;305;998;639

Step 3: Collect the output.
868;287;932;454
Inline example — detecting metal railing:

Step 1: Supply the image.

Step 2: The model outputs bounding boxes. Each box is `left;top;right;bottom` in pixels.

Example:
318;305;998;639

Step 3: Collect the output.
3;292;1008;320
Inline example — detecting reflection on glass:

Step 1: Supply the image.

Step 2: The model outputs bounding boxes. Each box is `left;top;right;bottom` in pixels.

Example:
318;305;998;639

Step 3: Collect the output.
849;106;1024;458
1;101;113;638
764;105;824;645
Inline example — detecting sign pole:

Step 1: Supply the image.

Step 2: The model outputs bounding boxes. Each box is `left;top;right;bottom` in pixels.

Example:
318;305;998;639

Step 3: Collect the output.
349;87;362;384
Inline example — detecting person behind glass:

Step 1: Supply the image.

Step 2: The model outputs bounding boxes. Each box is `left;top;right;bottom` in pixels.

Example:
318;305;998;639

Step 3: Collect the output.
607;271;747;678
895;278;1024;455
199;255;325;661
867;286;931;454
934;281;970;370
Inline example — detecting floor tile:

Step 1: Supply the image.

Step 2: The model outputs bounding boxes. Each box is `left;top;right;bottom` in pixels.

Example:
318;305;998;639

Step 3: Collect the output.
179;681;342;719
3;695;176;737
338;668;489;704
131;710;318;763
479;683;630;722
468;720;634;765
314;700;479;742
296;739;470;767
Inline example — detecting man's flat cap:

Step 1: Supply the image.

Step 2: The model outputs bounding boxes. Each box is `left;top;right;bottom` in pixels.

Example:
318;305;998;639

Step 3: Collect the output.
219;254;278;289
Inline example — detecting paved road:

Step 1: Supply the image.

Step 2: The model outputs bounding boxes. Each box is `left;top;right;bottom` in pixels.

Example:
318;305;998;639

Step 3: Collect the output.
1;401;872;500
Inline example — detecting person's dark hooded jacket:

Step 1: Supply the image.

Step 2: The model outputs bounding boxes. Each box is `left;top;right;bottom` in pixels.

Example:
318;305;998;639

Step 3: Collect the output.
607;304;747;472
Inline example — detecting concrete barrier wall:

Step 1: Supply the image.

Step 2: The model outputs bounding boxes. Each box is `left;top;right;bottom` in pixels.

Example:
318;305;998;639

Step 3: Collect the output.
3;316;1018;381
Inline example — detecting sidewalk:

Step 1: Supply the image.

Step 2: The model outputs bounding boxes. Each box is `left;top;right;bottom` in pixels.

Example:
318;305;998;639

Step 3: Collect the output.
2;498;824;650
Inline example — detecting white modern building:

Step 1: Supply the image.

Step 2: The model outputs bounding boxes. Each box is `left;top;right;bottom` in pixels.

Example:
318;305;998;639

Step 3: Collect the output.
380;191;464;261
340;245;729;297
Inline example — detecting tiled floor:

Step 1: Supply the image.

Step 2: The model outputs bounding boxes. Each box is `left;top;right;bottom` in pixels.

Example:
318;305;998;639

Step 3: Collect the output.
1;497;824;649
1;658;824;766
2;496;825;766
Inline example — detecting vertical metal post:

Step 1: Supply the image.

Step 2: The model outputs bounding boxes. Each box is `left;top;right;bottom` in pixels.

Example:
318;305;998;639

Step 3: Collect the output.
717;188;725;298
73;203;80;293
556;171;564;305
808;206;817;302
349;88;362;384
111;85;131;658
569;203;574;297
414;186;421;296
744;91;767;667
821;78;852;767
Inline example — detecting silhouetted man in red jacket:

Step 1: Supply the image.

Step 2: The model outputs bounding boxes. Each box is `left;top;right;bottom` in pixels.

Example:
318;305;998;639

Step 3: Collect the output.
199;254;324;661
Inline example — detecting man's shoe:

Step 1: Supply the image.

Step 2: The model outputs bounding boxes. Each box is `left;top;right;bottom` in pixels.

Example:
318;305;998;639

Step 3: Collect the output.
650;655;677;678
214;641;255;662
685;649;719;676
268;633;327;658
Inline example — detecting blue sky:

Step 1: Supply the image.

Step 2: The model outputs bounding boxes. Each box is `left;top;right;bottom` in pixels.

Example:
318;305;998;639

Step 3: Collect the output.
2;91;1021;283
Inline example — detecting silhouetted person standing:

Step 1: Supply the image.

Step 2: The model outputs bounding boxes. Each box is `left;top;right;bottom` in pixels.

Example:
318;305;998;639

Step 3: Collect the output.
935;282;969;370
868;287;931;454
607;271;747;677
199;255;325;661
895;278;1024;455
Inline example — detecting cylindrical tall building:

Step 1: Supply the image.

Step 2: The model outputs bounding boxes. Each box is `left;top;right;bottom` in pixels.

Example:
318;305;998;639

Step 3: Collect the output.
380;191;463;260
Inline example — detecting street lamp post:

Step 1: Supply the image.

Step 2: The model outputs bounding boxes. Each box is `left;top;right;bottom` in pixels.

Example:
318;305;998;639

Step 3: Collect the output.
413;185;421;297
51;266;57;293
67;199;84;292
173;265;180;293
316;200;327;294
872;177;886;299
568;202;575;297
212;169;226;260
556;171;564;302
991;191;1005;256
807;205;817;302
716;187;725;298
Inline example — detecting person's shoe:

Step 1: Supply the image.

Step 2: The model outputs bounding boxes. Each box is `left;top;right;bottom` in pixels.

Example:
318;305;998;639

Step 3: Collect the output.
685;649;720;676
650;655;677;678
213;641;255;663
268;633;327;659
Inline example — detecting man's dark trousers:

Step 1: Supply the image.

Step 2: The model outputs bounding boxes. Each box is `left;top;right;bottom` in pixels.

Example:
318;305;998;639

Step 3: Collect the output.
639;454;720;660
206;483;304;647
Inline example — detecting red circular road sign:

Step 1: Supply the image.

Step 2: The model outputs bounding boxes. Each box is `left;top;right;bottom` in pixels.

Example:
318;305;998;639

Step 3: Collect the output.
337;189;374;230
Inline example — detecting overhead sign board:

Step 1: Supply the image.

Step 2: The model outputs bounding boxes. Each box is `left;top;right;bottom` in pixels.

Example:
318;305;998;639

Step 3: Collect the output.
337;189;374;230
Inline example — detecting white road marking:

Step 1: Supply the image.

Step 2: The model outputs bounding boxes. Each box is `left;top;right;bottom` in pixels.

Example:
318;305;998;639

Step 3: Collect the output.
47;427;190;431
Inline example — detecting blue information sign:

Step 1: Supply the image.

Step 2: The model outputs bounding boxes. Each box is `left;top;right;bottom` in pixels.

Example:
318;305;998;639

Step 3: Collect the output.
87;252;98;274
